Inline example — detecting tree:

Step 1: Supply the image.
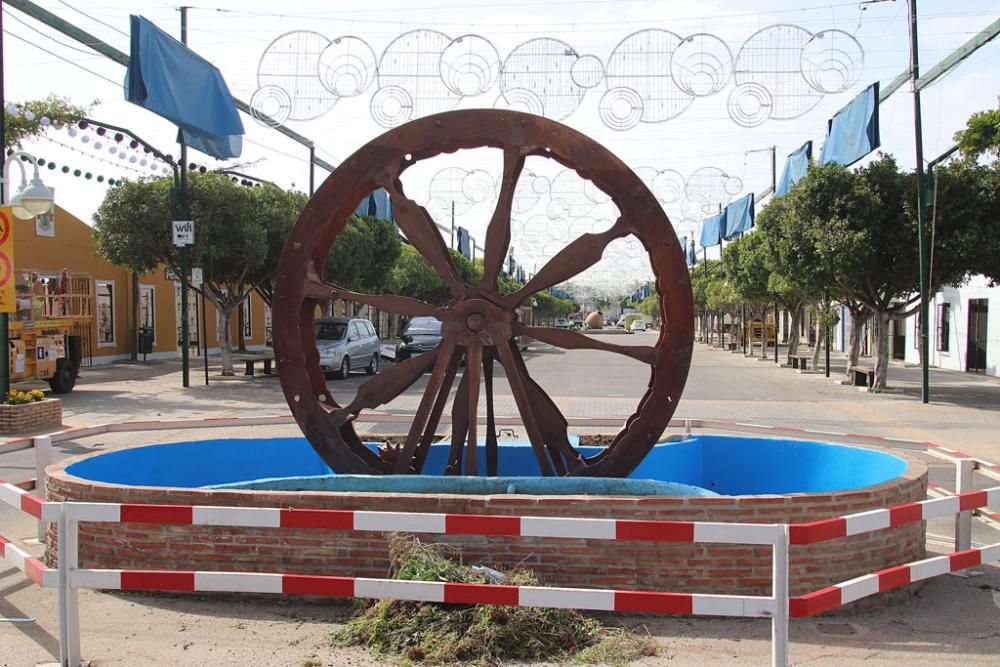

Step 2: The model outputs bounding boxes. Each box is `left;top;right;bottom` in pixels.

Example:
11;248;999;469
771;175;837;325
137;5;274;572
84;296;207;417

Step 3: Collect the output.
954;106;1000;162
94;173;305;374
389;246;478;306
3;95;89;150
722;233;773;358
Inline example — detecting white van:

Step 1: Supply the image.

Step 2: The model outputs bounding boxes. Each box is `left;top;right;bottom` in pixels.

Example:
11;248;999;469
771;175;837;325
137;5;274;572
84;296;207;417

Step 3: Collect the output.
629;319;647;334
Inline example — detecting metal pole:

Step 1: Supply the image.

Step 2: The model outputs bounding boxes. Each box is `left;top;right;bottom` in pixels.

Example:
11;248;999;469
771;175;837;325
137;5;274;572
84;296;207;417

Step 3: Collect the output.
0;10;9;397
178;6;191;388
909;0;930;403
34;434;52;541
450;200;455;249
772;525;790;667
201;287;209;385
824;294;831;378
771;145;777;194
309;146;315;195
955;459;974;551
774;303;779;363
57;505;82;667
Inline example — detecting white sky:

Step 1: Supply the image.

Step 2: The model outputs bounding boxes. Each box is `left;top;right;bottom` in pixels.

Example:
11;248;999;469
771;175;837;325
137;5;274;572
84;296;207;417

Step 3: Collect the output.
3;0;999;295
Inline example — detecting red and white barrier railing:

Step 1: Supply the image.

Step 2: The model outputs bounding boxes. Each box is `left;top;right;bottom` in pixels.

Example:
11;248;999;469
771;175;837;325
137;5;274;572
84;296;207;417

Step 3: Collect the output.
3;418;1000;667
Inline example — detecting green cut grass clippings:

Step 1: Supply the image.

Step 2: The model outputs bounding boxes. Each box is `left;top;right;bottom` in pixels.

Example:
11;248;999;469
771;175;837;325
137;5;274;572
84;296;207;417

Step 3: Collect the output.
333;534;658;665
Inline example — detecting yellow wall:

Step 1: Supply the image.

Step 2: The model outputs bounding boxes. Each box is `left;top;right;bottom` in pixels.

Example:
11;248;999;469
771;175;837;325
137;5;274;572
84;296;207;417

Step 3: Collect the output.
12;205;271;361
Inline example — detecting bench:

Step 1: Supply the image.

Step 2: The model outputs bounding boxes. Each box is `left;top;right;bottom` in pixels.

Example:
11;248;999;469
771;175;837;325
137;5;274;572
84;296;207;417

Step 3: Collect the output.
233;355;275;376
849;365;875;389
790;355;810;371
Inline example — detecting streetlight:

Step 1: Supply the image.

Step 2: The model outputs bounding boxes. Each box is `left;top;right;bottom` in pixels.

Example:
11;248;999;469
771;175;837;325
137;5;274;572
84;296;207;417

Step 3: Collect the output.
3;151;55;219
1;151;56;395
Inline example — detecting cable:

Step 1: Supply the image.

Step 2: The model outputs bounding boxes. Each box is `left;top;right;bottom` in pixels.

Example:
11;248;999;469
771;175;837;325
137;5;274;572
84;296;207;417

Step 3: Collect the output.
2;8;110;57
2;29;122;89
54;0;130;38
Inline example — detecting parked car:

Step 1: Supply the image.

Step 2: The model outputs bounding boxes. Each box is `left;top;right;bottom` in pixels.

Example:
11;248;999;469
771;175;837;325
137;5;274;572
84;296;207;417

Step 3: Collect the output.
396;316;443;361
314;317;381;379
628;319;647;334
554;318;570;328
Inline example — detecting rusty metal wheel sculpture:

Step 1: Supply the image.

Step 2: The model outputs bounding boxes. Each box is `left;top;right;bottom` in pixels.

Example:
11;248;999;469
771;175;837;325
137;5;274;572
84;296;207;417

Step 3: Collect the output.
273;109;693;477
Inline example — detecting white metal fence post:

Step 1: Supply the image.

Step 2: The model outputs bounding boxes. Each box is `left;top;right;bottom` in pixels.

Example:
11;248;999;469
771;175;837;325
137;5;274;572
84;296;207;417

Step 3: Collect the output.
771;524;790;667
684;418;691;436
955;459;974;551
34;435;53;542
57;505;82;667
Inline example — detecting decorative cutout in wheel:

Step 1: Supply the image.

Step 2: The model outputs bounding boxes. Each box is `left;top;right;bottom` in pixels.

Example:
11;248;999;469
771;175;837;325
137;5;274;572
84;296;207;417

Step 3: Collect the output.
273;110;694;477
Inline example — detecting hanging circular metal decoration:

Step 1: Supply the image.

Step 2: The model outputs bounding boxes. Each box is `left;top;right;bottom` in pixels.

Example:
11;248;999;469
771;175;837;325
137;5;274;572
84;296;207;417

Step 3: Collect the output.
273;109;694;478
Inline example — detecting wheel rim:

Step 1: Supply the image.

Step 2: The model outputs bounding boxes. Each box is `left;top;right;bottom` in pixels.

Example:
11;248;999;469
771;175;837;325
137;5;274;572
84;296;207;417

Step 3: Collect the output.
274;109;694;477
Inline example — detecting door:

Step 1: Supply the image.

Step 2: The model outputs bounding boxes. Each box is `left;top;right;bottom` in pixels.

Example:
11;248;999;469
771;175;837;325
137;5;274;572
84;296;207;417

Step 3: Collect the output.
174;283;200;354
891;319;906;360
966;299;988;373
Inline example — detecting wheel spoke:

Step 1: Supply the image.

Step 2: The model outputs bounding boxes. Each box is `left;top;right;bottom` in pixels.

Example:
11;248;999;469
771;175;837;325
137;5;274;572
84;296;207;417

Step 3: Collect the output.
484;353;498;476
445;365;470;475
328;346;440;428
393;337;458;473
305;272;442;319
513;324;657;365
479;146;528;291
463;343;483;475
503;220;629;309
493;337;556;476
505;343;584;475
412;351;462;473
376;176;467;300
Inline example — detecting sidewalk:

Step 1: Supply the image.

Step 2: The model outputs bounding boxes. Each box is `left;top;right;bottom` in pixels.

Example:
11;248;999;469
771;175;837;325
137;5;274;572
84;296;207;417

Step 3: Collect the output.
1;344;999;666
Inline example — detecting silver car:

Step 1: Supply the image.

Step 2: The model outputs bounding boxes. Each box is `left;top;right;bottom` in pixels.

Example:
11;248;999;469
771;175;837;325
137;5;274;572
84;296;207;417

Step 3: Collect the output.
314;317;381;379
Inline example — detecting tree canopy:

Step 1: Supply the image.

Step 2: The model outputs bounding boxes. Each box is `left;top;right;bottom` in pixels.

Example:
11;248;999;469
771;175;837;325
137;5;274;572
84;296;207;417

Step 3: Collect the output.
954;107;1000;162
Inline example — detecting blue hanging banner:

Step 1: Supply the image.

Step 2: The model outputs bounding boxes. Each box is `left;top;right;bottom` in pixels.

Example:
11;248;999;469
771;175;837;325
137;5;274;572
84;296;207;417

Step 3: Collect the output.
456;226;471;259
699;210;725;247
125;15;244;159
352;189;393;220
775;141;813;197
722;193;755;240
819;82;880;167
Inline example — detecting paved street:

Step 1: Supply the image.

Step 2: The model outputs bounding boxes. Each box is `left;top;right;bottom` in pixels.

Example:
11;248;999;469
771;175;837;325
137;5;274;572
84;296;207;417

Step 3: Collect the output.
2;334;999;666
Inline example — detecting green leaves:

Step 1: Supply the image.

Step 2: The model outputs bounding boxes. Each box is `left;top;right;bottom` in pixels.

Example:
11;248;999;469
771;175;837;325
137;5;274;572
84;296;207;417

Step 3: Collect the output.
3;95;90;150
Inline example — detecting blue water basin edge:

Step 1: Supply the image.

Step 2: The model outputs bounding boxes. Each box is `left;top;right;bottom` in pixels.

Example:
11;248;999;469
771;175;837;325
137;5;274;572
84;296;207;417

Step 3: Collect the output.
64;435;910;497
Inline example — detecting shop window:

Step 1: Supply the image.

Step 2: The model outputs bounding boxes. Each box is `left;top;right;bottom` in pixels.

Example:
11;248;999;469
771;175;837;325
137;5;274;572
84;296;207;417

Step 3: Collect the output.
96;280;115;347
139;285;156;342
936;303;950;352
242;294;252;339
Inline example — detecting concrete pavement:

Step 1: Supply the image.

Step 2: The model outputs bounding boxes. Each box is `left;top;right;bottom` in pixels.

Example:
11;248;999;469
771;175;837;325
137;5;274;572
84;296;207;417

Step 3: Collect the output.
1;336;999;666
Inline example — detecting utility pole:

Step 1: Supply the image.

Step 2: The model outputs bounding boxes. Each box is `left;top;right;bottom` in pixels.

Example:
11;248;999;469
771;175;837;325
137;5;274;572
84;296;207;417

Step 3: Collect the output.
450;200;455;249
178;6;191;388
909;0;930;404
0;8;8;395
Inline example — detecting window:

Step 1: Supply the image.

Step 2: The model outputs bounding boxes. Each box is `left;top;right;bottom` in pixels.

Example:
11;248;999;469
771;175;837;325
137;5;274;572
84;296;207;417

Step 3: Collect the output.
936;303;950;352
139;285;155;341
350;321;364;339
264;303;272;344
96;280;115;347
241;294;252;339
913;312;921;350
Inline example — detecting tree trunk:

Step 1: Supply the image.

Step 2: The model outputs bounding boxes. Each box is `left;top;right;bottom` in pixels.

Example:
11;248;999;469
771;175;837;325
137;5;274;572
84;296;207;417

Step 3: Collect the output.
207;295;239;376
130;271;138;361
873;310;890;391
844;308;865;382
786;305;802;362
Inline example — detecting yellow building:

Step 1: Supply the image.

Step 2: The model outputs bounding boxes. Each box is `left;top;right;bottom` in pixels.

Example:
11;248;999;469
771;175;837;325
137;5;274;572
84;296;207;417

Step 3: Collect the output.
11;205;271;364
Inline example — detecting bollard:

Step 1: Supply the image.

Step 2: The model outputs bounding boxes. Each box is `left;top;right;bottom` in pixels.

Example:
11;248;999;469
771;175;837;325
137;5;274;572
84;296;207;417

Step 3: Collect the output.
955;459;974;551
771;524;790;667
57;505;82;667
34;435;53;542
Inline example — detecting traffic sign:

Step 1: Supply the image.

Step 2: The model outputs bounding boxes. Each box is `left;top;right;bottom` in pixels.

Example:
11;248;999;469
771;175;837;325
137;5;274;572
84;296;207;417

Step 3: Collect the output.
172;220;195;246
191;267;203;287
0;208;15;313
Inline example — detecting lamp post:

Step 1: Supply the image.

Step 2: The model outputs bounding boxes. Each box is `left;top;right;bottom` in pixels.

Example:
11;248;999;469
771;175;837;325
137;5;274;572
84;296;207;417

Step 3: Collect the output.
1;151;56;394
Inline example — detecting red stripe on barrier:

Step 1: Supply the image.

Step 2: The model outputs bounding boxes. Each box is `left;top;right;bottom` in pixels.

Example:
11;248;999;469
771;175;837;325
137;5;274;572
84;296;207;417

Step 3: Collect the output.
444;582;519;606
889;503;923;526
282;574;354;598
877;565;911;592
279;509;354;530
12;479;35;490
0;534;8;556
789;587;841;617
120;504;193;525
959;491;988;512
949;549;982;572
616;520;694;542
24;557;45;585
20;493;42;519
789;518;846;545
615;591;693;614
950;450;971;459
121;571;195;591
445;514;520;536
